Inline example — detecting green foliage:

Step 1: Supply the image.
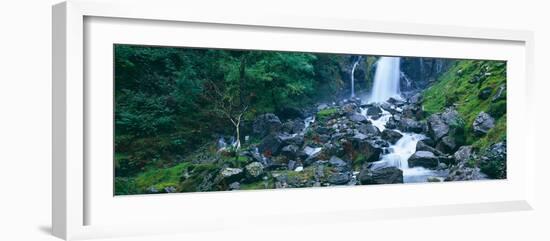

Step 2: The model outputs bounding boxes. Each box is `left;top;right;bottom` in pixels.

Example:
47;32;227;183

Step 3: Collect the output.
422;60;507;151
114;45;337;180
316;107;338;122
488;100;506;119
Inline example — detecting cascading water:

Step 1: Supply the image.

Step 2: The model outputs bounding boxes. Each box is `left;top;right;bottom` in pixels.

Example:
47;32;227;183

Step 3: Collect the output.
350;57;361;98
360;56;446;183
369;57;401;103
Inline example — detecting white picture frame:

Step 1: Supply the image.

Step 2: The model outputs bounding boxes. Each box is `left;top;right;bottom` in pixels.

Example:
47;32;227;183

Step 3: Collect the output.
52;0;535;240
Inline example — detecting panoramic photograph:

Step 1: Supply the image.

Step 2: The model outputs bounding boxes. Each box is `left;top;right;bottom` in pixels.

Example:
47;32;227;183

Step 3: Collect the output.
113;44;507;195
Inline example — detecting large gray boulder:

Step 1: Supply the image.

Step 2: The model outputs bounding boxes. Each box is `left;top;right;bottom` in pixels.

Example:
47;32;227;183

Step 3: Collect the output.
244;162;264;181
342;102;358;115
473;112;495;135
427;114;449;141
399;118;423;133
366;106;383;117
454;146;473;164
252;113;282;137
220;167;244;183
416;140;443;156
349;113;369;123
381;129;403;144
278;133;305;147
478;141;507;179
357;124;381;136
329;156;348;167
348;135;383;163
359;167;403;184
427;108;461;141
328;172;351;185
436;135;458;154
281;144;300;159
281;119;306;134
408;151;439;169
258;134;283;156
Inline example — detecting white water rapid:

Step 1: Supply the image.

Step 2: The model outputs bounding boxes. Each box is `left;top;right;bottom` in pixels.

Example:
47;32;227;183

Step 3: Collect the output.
360;56;445;183
350;57;361;98
369;57;401;103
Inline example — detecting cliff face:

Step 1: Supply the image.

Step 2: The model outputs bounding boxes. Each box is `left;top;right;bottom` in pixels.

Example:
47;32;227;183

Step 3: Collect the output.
400;57;454;93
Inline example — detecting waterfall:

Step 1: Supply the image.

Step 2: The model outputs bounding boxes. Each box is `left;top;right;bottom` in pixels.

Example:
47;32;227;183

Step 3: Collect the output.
350;57;361;98
369;57;401;103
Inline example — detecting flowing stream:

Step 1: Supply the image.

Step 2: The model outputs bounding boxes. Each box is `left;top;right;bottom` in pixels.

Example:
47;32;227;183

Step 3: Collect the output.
350;57;361;98
361;56;444;183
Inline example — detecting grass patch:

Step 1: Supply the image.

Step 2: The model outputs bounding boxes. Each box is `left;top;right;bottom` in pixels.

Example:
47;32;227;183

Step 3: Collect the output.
422;60;506;151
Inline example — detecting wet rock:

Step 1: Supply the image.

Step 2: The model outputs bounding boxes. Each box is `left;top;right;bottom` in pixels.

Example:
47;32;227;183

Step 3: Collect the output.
416;140;443;156
454;146;473;164
281;119;306;134
473;112;495;136
328;172;351;185
381;129;403;144
342;102;358;115
385;116;399;129
399;118;423;133
427;114;449;141
329;156;347;167
366;106;383;116
347;136;383;163
253;113;282;137
220;167;244;183
387;97;405;106
304;149;323;166
349;113;369;123
278;133;304;147
357;124;381;136
446;163;486;181
478;141;506;179
258;134;283;156
359;167;403;184
281;144;300;159
436;135;458;154
408;151;439;169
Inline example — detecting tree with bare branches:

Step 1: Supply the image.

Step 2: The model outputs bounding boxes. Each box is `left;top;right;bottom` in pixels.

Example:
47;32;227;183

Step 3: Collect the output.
202;81;249;152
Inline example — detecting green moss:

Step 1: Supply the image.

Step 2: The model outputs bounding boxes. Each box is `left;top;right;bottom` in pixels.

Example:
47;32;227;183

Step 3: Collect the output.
114;177;138;195
316;107;338;122
352;154;367;170
221;155;250;168
178;162;221;192
422;60;507;152
134;162;190;192
488;100;506;119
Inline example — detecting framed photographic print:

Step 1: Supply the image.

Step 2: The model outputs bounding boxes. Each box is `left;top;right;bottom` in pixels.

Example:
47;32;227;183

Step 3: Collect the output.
52;0;535;240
